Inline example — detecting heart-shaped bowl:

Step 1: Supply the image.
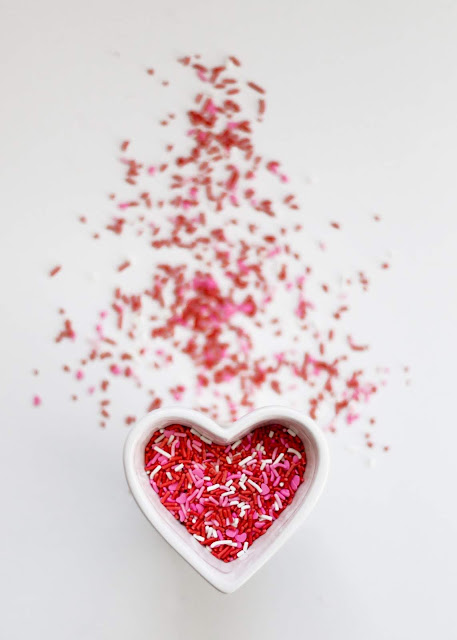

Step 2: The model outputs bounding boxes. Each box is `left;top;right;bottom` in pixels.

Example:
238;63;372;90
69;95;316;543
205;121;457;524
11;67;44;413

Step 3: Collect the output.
123;405;329;593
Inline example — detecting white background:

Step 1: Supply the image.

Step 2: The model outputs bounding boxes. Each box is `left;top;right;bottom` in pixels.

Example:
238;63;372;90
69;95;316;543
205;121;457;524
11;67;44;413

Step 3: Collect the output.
1;1;457;638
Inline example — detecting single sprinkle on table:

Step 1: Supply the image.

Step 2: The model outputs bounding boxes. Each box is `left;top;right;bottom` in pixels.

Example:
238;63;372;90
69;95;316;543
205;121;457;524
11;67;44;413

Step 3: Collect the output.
49;265;61;277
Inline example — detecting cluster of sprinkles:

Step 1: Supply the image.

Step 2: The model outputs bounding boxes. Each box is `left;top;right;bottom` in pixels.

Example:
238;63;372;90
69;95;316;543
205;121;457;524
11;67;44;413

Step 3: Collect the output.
34;54;407;452
144;423;307;562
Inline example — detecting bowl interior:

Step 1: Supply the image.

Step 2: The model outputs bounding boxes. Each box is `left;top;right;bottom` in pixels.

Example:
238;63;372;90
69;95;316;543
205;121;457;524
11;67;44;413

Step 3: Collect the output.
130;411;322;580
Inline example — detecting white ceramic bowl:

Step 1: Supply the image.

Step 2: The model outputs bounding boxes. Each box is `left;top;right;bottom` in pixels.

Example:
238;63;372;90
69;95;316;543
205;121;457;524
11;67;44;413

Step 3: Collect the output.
123;405;329;593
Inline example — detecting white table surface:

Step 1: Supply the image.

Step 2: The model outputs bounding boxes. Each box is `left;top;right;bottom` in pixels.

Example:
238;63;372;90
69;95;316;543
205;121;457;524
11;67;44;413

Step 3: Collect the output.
1;1;457;638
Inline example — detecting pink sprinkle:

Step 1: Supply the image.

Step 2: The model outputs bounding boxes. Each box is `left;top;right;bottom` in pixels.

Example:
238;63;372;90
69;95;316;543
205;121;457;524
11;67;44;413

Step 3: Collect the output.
75;370;84;380
33;395;42;407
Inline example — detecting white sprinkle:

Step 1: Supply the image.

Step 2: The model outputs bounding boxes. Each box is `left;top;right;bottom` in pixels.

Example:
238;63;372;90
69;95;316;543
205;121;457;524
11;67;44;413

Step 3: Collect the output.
260;459;272;471
187;483;192;489
203;476;211;481
200;435;213;445
166;471;173;480
269;430;274;438
273;452;284;465
237;550;245;558
232;517;239;527
210;540;238;548
243;541;248;552
229;500;239;506
190;428;199;436
231;439;242;449
239;482;246;491
174;463;184;472
247;479;262;493
226;479;233;487
207;484;220;492
220;489;235;498
145;470;151;475
167;435;175;445
259;514;273;521
153;446;171;459
239;454;255;467
226;456;232;464
215;464;219;472
279;482;284;487
287;447;302;459
287;428;297;437
150;465;161;479
255;443;262;451
193;534;205;542
192;517;197;524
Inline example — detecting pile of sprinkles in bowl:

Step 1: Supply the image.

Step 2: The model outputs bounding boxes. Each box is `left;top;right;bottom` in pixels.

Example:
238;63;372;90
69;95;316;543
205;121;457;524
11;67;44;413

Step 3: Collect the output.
144;423;307;562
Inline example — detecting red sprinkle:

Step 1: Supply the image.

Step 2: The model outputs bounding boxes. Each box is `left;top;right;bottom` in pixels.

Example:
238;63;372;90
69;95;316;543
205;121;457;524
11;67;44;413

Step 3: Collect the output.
49;265;61;277
117;260;131;272
247;81;265;94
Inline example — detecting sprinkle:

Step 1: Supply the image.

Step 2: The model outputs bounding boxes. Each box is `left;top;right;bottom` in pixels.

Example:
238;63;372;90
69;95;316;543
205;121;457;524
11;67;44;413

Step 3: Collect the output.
287;447;302;459
118;260;131;272
193;534;205;542
153;446;171;459
149;465;161;479
273;453;284;465
210;540;238;548
49;265;61;277
174;463;184;471
247;81;265;94
33;395;42;406
231;439;242;450
247;479;262;493
206;484;220;491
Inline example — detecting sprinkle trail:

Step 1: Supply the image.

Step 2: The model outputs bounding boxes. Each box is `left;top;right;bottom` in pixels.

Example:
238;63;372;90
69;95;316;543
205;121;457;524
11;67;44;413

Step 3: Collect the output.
37;53;402;453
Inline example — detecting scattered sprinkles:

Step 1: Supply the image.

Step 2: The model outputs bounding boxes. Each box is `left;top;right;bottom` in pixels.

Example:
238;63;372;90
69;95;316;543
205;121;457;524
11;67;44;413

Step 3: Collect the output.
145;423;307;562
36;54;403;454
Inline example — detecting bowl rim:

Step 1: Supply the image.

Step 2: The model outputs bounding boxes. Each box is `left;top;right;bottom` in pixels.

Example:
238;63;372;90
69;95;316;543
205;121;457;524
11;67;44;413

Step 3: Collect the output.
123;405;330;593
